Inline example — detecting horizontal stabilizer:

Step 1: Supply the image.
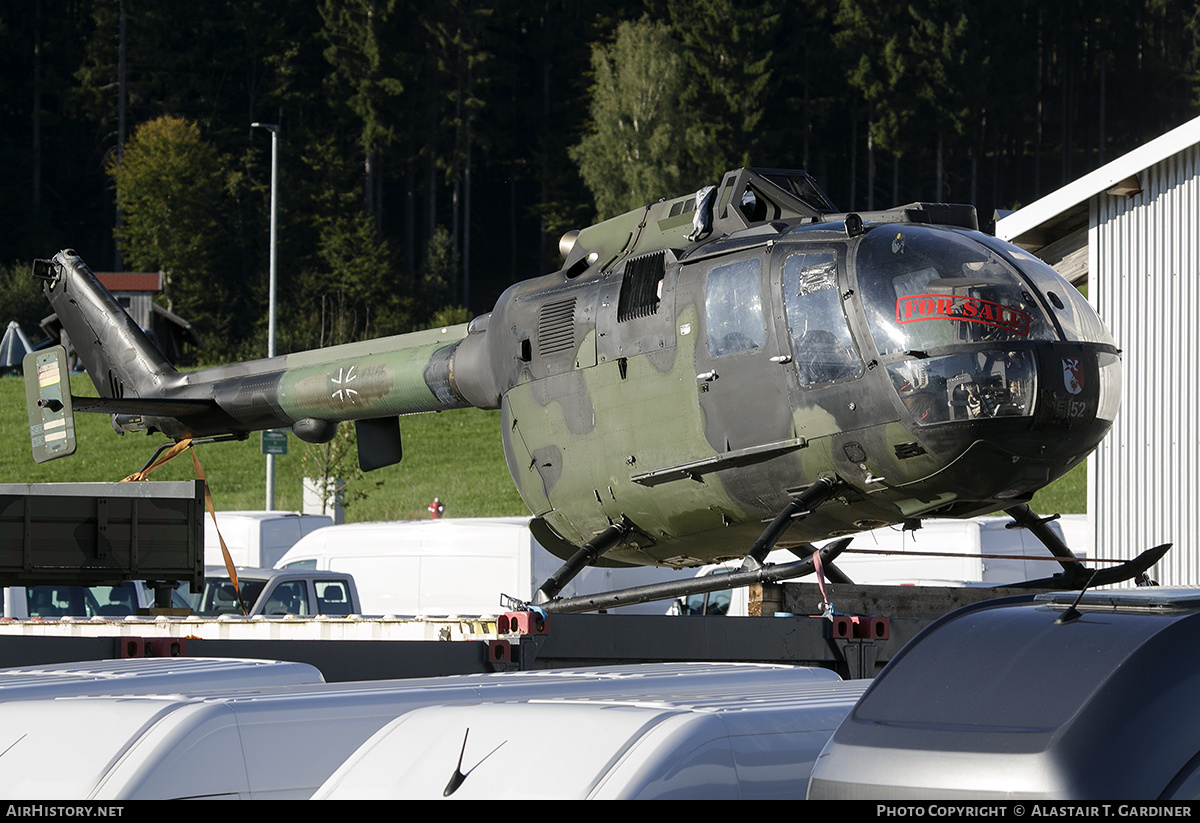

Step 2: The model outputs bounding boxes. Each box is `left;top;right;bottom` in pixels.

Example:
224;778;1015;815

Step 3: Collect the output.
72;396;219;417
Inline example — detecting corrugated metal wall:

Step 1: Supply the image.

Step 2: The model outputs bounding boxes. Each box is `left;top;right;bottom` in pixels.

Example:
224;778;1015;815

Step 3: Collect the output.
1090;143;1200;583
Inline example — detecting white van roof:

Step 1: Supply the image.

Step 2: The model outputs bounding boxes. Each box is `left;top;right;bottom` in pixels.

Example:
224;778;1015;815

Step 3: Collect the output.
0;657;324;701
279;517;535;558
203;510;334;569
315;679;871;799
211;510;318;522
0;662;842;799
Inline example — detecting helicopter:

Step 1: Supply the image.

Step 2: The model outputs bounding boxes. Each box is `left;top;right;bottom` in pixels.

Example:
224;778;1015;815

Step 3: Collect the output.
27;167;1162;609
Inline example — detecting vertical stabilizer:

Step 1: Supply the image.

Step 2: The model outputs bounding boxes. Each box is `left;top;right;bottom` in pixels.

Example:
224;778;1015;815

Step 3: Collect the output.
34;250;178;400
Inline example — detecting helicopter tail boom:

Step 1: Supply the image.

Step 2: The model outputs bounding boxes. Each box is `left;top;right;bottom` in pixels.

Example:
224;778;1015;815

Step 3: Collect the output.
33;250;498;466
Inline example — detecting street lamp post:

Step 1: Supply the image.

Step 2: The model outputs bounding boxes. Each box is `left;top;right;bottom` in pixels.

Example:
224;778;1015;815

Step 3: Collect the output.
252;122;279;510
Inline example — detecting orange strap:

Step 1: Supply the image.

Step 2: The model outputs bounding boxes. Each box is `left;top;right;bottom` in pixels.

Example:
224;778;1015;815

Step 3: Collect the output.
812;549;833;618
121;438;194;482
121;439;245;615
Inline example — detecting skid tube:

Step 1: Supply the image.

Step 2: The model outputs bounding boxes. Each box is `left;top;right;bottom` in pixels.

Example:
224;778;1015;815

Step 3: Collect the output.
539;538;852;614
533;476;846;614
1003;503;1173;588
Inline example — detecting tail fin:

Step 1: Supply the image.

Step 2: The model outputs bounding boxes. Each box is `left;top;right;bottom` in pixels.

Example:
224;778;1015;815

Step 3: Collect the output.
34;250;178;400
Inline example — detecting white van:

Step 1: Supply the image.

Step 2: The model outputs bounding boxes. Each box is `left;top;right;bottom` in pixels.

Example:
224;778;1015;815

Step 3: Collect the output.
314;679;871;799
0;657;324;701
204;511;332;568
275;517;685;616
0;662;843;799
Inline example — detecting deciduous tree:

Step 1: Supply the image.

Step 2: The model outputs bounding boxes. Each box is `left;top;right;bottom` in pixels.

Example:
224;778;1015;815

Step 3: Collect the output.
107;116;238;358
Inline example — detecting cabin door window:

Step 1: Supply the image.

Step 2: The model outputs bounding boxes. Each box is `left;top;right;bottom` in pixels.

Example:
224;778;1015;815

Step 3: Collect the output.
704;258;766;358
693;255;792;452
782;251;863;387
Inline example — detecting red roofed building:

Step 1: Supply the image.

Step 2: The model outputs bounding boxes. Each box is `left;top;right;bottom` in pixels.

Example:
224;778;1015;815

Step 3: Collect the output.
97;271;162;291
41;270;201;365
95;272;163;330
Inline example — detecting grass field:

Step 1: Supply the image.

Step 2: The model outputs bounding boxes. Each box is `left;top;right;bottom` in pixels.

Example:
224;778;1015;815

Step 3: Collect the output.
0;373;1087;521
1026;461;1087;515
0;374;527;520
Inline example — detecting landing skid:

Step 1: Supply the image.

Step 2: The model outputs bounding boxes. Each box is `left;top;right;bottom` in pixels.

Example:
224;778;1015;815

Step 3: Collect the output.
520;488;1172;616
527;478;845;615
1002;504;1171;589
539;537;853;615
134;433;249;476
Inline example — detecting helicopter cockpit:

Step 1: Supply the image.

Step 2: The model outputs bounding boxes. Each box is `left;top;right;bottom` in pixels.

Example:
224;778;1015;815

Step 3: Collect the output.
853;224;1119;428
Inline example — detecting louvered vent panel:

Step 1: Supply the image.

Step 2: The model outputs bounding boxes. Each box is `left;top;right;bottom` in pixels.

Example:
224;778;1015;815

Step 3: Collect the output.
618;251;665;322
538;297;577;356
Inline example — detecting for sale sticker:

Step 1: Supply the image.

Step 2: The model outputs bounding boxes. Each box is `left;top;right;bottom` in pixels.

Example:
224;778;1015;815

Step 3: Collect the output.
896;294;1031;336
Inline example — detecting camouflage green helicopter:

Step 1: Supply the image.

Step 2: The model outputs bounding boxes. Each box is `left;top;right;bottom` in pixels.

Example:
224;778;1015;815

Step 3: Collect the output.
27;169;1162;612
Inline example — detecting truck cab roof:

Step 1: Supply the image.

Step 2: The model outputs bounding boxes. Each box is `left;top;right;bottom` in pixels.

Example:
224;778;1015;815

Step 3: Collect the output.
808;587;1200;799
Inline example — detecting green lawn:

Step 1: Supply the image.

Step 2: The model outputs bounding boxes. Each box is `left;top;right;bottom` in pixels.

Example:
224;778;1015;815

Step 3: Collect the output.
0;372;1087;521
1026;460;1087;515
0;374;527;521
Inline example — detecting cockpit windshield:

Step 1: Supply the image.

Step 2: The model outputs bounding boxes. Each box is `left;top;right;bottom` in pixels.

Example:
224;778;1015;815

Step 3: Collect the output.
855;226;1056;427
856;226;1057;357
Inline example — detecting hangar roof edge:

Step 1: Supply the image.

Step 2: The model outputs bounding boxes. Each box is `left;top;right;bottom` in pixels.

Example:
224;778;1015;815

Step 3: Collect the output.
996;114;1200;247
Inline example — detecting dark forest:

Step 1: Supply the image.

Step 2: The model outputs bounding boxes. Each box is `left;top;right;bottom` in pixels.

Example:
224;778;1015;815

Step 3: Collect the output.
3;1;1197;362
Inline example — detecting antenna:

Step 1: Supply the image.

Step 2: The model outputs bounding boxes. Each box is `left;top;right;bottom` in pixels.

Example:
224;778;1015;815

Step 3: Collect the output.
1055;569;1101;624
443;728;470;796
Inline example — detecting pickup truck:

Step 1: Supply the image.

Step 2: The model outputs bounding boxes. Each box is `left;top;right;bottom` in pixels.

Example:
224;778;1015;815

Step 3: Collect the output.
190;567;362;617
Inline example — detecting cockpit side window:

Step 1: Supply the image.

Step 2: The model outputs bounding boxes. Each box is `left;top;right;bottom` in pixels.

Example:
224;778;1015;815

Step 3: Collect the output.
705;258;765;357
999;246;1117;347
782;250;863;386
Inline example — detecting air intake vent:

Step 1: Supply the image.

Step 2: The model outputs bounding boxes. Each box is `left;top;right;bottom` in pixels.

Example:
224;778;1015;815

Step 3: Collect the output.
618;251;665;322
894;441;927;460
538;297;577;356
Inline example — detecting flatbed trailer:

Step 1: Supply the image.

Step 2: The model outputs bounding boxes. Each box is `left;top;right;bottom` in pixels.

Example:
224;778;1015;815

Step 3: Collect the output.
0;581;1036;681
0;481;1086;682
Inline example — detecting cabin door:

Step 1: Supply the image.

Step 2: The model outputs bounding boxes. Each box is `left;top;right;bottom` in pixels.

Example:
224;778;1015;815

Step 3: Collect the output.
773;245;895;440
688;253;794;454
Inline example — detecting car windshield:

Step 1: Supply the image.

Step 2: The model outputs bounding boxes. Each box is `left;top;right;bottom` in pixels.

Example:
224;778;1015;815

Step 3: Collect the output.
197;578;267;616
